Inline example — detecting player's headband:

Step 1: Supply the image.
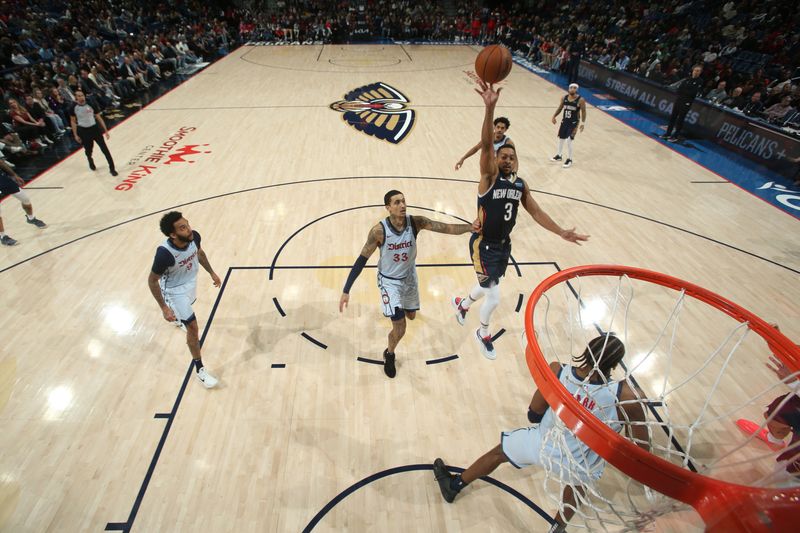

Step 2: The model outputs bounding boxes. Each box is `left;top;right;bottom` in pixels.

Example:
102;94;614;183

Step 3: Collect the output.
569;83;579;90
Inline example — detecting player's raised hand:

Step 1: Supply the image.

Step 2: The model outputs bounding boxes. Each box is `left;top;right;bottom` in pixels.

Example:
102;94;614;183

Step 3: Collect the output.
766;355;795;382
339;293;350;313
475;80;501;106
560;227;590;245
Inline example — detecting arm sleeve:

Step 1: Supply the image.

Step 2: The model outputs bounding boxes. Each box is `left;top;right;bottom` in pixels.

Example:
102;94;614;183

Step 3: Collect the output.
192;230;201;249
151;246;175;275
343;255;368;294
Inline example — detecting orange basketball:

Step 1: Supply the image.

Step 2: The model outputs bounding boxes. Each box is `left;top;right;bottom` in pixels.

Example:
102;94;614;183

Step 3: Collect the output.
475;45;513;84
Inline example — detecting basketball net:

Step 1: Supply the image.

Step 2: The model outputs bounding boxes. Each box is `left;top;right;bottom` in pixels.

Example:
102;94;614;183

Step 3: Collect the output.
523;265;800;532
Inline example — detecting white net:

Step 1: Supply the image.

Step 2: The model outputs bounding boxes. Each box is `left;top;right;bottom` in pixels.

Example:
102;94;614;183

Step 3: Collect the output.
526;272;800;532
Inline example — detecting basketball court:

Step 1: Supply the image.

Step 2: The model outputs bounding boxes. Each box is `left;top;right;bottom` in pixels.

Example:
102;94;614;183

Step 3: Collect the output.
1;44;798;532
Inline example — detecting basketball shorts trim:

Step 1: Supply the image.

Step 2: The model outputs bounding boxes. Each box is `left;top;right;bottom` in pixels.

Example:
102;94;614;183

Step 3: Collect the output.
377;271;420;318
501;426;544;469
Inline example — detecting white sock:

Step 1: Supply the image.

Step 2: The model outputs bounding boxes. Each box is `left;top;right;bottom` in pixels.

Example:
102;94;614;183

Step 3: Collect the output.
0;232;5;238
26;214;34;221
767;431;786;444
479;283;500;331
567;138;573;159
479;322;490;338
557;138;564;156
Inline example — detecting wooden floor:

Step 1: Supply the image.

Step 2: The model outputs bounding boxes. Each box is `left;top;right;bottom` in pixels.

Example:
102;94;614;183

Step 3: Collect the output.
1;45;798;532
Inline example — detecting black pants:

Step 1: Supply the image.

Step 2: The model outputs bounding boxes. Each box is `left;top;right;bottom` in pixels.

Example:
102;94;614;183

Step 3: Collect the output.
77;125;115;171
567;58;580;84
665;98;693;137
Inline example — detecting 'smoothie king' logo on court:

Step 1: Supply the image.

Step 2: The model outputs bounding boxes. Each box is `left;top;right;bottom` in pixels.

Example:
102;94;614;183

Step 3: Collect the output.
115;127;212;191
330;82;415;144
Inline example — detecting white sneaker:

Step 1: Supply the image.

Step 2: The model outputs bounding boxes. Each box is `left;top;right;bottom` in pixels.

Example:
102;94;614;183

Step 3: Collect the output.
452;296;468;326
174;320;187;332
475;329;497;360
196;367;218;388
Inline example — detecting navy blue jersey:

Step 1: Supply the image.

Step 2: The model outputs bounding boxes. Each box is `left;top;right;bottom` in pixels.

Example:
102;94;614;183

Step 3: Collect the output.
561;94;581;125
477;174;525;242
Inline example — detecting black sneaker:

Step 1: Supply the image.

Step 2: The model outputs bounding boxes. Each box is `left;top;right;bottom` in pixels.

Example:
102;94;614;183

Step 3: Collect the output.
549;154;562;162
88;158;96;170
383;349;396;378
25;217;47;228
0;235;18;246
110;169;118;176
433;458;460;503
562;158;573;168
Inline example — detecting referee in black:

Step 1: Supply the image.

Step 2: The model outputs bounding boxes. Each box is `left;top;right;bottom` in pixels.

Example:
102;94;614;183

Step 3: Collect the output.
70;90;117;176
662;64;704;142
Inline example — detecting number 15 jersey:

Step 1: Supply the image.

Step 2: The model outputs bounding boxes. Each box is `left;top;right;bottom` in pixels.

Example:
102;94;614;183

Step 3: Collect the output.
478;174;525;243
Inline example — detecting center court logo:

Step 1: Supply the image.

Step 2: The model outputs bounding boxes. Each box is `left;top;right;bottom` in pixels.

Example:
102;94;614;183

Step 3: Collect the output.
115;127;212;191
329;82;415;144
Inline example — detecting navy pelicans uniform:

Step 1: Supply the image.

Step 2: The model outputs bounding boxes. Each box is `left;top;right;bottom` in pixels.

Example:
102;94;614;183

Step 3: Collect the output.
501;364;623;483
471;172;524;286
377;216;419;318
558;94;582;139
493;134;512;153
151;231;201;323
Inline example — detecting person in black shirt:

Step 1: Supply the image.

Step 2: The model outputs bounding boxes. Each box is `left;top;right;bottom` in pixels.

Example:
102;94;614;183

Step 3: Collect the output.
567;35;585;84
451;81;589;361
662;65;704;142
742;91;765;117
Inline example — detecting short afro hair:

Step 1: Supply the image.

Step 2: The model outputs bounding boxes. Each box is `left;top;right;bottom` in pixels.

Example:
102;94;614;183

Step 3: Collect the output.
159;211;183;237
493;117;510;129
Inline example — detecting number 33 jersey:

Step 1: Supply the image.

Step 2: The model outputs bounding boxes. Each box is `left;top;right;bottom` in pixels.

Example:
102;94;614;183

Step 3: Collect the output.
478;174;525;243
378;216;417;279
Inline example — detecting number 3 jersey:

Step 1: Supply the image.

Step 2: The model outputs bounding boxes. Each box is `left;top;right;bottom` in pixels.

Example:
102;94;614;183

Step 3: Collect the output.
151;230;201;296
377;216;417;279
478;174;525;243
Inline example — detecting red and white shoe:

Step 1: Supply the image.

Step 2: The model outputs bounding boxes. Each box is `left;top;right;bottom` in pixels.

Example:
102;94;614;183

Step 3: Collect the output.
735;419;785;451
452;297;468;326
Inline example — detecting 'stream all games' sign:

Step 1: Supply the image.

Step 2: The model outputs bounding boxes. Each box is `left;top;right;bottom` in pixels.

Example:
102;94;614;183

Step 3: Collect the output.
576;61;799;179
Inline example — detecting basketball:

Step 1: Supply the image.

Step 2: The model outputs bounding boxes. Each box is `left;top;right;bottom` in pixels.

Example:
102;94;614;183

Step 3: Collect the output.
475;45;513;84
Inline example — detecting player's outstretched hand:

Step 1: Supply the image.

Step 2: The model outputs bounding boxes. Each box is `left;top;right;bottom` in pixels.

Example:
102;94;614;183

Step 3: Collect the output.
210;272;221;287
475;80;501;107
339;293;349;313
161;305;176;322
766;355;798;383
560;227;589;245
455;159;464;171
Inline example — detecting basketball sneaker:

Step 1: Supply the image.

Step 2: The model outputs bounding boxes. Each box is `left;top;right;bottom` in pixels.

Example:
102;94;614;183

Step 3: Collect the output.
452;297;468;326
433;458;461;503
1;235;18;246
383;349;396;378
550;154;562;162
26;216;47;228
476;329;496;360
562;159;573;168
88;158;96;170
735;419;786;450
196;367;218;389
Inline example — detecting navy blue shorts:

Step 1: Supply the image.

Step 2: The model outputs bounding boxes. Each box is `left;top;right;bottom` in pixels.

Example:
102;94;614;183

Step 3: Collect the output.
470;233;511;287
0;174;21;195
558;121;578;140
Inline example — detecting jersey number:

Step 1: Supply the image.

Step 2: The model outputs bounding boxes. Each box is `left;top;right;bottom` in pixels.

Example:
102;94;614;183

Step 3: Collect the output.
393;253;409;262
564;110;572;119
504;203;513;221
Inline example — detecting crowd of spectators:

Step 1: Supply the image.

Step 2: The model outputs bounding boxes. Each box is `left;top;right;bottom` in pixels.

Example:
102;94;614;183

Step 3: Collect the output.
1;0;237;168
239;0;799;130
